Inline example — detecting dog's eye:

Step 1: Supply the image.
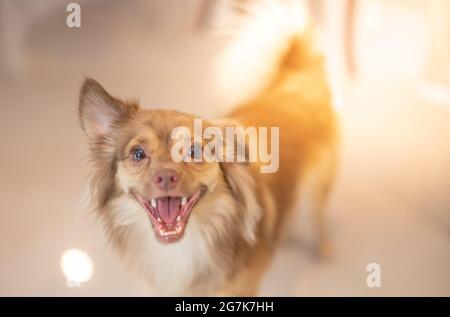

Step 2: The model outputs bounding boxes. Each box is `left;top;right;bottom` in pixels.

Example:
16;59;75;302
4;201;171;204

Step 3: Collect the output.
130;146;147;162
188;143;202;160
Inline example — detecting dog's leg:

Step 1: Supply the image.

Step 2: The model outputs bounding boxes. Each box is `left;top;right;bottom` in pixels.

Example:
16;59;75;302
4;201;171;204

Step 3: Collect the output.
312;175;333;260
216;245;272;296
286;144;337;260
311;144;338;261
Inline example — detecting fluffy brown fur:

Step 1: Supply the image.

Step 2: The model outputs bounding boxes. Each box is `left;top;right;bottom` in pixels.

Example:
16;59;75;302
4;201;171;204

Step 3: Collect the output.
79;25;337;296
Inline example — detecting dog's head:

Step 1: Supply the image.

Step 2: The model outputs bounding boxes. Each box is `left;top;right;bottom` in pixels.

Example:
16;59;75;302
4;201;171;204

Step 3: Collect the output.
79;79;261;245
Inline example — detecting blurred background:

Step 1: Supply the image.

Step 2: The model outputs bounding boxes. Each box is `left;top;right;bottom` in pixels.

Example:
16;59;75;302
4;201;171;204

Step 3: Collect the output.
0;0;449;296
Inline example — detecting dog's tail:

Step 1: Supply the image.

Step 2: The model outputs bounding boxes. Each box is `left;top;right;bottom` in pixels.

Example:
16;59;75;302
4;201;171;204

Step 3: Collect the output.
213;0;321;111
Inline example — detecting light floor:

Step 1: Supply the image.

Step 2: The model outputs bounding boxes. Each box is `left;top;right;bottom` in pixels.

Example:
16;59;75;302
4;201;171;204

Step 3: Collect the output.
0;0;449;296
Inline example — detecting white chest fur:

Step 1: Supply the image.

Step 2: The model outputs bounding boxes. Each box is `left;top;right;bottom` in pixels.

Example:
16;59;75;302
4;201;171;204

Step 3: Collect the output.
106;197;223;295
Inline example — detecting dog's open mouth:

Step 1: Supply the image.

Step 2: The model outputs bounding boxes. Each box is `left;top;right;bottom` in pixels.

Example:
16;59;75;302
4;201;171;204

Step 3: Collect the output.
135;189;205;243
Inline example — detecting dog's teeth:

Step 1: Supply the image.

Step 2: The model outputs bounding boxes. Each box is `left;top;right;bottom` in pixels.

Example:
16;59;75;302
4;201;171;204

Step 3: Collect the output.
151;199;157;208
176;216;181;222
157;217;162;223
181;197;187;206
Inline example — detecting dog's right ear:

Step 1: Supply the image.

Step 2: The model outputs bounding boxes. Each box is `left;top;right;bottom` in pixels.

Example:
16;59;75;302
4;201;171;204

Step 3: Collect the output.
79;78;137;140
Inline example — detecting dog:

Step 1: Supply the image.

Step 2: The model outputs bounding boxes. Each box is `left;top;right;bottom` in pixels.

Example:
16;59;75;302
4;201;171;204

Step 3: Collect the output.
78;2;338;296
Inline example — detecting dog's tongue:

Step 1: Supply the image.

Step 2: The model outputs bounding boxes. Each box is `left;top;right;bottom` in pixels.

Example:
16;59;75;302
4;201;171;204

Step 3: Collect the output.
156;197;181;224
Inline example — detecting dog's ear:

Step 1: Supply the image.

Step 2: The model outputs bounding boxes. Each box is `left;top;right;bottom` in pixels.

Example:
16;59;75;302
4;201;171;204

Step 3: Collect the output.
214;119;262;244
79;79;139;209
79;78;137;140
221;161;262;244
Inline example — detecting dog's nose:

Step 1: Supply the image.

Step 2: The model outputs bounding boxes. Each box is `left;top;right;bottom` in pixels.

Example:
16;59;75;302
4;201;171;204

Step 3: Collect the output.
152;169;179;191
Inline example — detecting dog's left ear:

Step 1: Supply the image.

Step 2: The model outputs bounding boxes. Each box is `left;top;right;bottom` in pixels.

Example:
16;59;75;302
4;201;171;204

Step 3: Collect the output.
79;78;137;140
215;119;262;244
221;161;262;244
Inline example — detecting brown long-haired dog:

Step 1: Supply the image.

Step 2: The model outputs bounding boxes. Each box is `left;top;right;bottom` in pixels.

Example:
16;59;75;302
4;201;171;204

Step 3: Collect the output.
79;2;337;296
